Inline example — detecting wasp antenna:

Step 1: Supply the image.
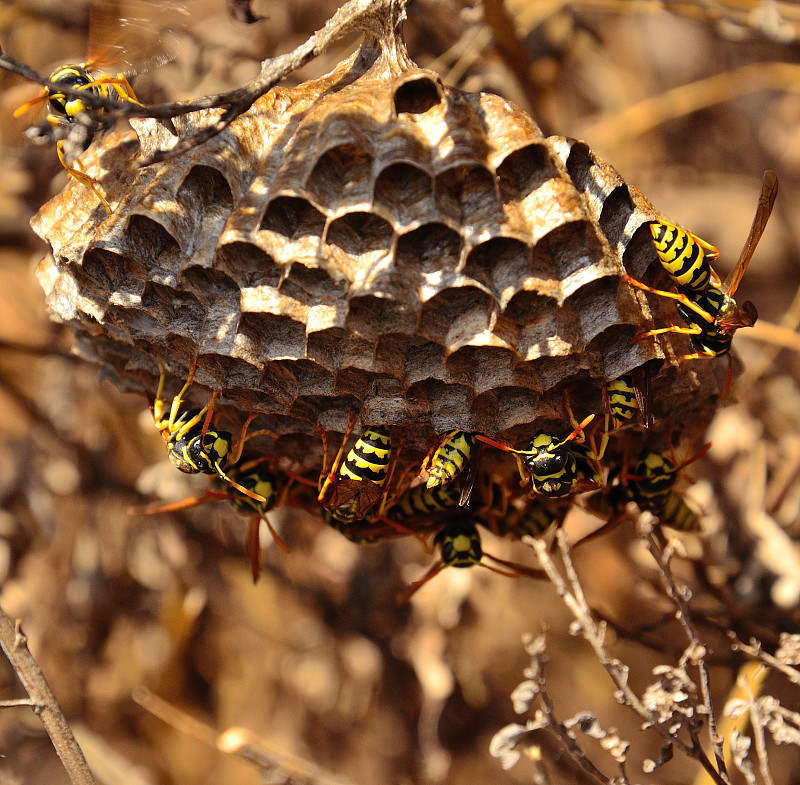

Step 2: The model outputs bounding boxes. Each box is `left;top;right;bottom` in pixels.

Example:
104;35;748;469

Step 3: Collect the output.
561;413;594;447
476;433;516;452
219;470;267;503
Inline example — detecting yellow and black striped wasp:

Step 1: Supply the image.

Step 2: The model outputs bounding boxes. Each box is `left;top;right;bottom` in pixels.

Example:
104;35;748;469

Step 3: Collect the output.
398;517;545;602
477;413;597;499
625;447;709;532
152;360;266;504
494;496;571;540
626;171;778;390
10;0;183;214
317;413;396;534
582;444;709;539
418;430;479;506
132;458;288;581
591;367;653;462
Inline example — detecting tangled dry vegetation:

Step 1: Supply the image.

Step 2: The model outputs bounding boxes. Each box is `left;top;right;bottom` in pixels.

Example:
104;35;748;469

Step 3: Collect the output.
1;1;800;784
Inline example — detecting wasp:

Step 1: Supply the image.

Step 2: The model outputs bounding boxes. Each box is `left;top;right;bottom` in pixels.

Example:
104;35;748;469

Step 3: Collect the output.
625;446;710;533
152;360;265;504
418;430;479;506
399;519;545;602
132;459;287;582
478;413;597;498
317;414;393;526
579;445;706;543
627;171;778;387
10;0;181;214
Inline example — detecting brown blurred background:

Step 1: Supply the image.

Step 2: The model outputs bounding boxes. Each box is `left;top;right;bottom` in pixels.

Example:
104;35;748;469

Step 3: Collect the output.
1;1;800;783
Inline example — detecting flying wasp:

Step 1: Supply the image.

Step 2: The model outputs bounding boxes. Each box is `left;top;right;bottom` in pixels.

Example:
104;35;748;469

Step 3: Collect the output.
626;171;778;386
418;430;479;506
11;0;183;214
132;459;289;581
152;360;266;504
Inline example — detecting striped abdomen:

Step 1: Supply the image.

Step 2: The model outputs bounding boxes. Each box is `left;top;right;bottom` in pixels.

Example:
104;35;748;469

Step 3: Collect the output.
650;221;714;292
608;375;638;428
425;431;476;488
339;426;392;485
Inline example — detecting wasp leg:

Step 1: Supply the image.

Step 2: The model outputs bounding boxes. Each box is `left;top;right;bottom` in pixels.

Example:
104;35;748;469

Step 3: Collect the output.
13;87;50;118
596;383;611;464
625;275;715;324
317;411;357;503
153;362;168;424
397;560;445;604
56;140;111;216
167;359;199;431
129;489;230;516
86;73;142;105
633;324;703;341
226;412;261;465
200;390;219;441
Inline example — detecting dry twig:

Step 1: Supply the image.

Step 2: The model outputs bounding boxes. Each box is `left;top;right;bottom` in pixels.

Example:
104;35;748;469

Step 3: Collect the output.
0;605;97;785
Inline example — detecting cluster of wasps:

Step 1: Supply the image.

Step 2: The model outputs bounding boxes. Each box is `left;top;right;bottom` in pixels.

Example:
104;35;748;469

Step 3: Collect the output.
134;168;777;597
11;6;777;593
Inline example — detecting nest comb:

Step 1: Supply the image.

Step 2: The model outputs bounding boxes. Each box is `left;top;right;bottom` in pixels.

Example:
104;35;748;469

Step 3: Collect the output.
31;14;728;468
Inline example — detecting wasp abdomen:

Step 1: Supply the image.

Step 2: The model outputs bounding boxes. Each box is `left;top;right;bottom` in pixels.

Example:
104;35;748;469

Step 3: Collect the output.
650;221;714;292
339;426;392;485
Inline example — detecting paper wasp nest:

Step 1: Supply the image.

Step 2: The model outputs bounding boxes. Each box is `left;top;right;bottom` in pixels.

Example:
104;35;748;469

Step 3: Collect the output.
32;24;727;466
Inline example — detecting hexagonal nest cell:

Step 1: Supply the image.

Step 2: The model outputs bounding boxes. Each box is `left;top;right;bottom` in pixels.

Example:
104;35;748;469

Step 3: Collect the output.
32;17;728;476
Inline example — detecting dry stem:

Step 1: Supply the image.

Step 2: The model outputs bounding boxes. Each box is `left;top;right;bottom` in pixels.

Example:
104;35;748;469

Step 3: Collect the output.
0;604;97;785
528;529;731;784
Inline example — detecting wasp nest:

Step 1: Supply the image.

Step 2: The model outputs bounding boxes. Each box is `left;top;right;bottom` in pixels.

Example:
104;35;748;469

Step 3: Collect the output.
32;18;727;467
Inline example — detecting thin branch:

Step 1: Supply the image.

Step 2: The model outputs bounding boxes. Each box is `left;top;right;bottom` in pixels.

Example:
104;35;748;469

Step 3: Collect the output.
133;686;355;785
528;531;730;785
748;699;776;785
0;0;406;167
527;635;615;784
0;606;97;785
644;531;729;782
729;634;800;687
